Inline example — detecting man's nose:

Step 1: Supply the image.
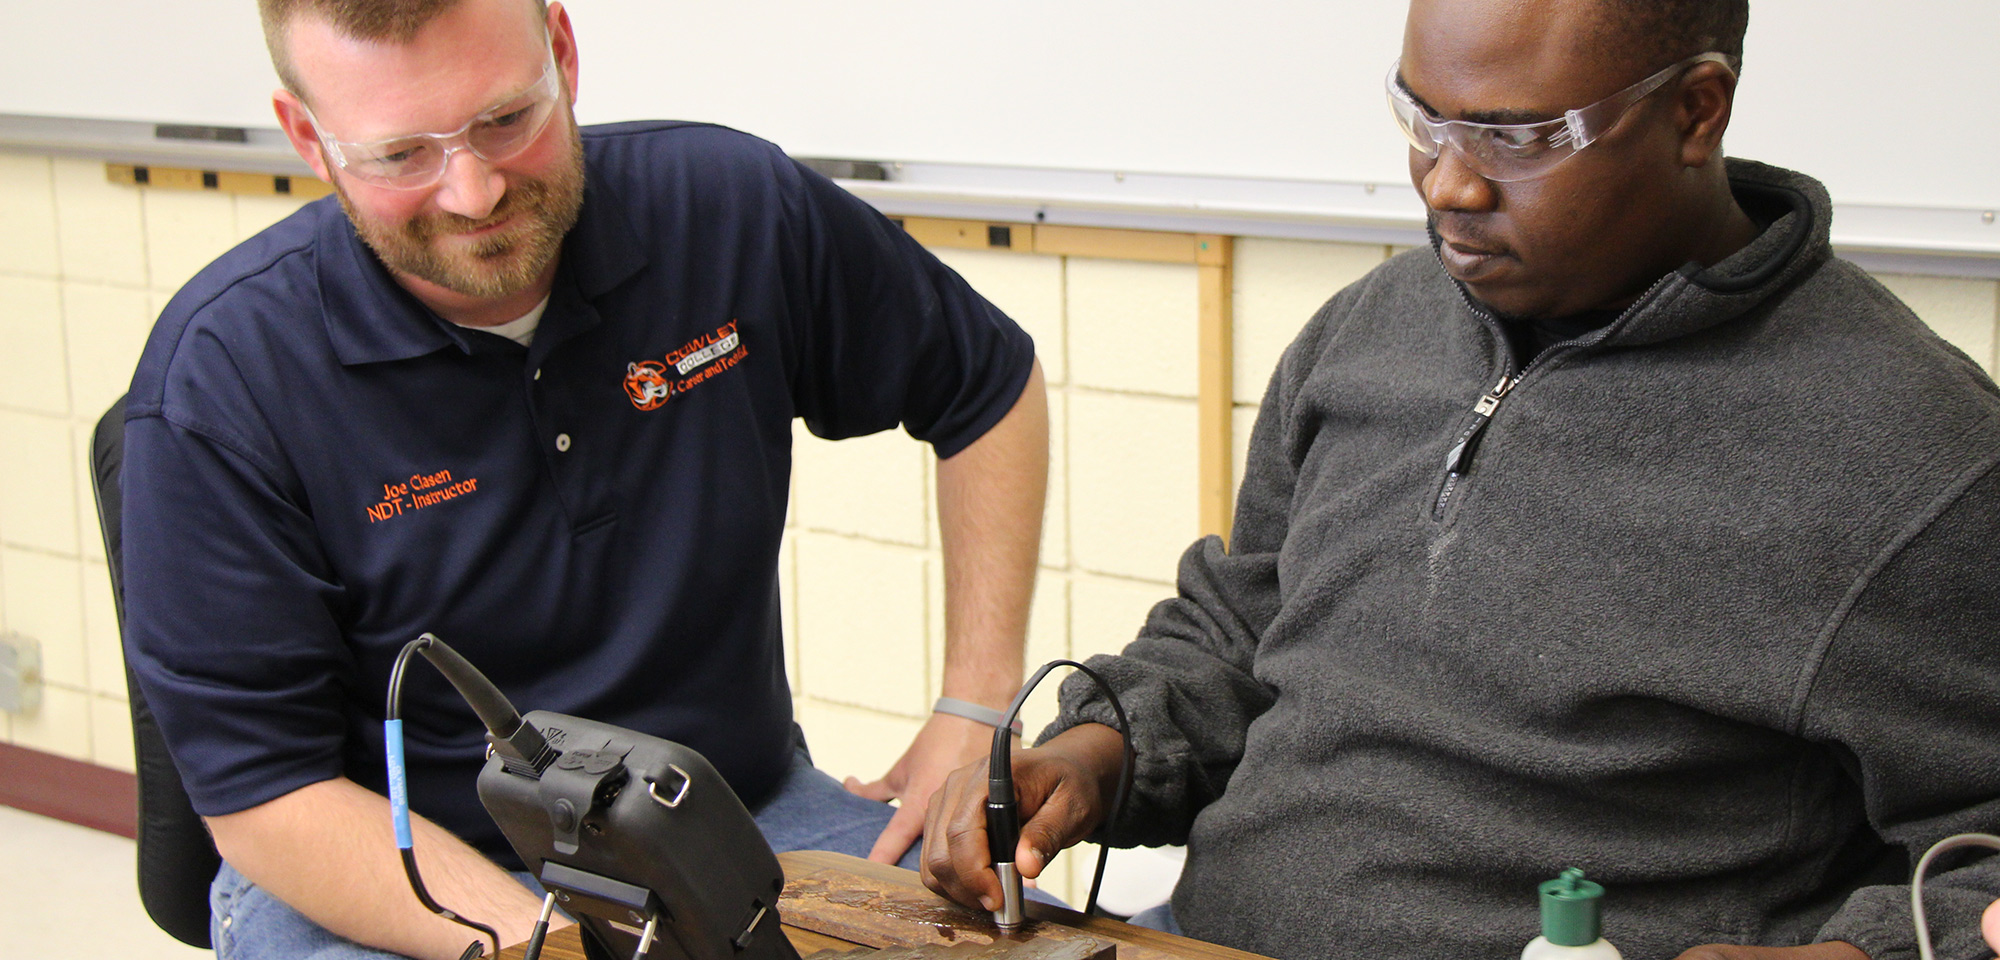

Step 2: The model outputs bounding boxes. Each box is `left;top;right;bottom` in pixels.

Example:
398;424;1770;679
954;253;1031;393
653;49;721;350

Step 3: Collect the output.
1419;146;1499;214
433;147;506;221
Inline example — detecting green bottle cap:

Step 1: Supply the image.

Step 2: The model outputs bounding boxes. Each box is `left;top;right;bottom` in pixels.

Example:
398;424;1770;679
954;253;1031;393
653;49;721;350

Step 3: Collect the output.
1538;868;1605;947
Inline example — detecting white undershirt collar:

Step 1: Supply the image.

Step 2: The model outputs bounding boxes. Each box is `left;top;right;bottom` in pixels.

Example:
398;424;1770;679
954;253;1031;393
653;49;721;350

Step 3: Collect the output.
454;295;550;347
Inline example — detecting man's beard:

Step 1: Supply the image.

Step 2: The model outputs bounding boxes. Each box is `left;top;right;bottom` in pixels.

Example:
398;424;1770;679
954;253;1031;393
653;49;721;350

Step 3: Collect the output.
336;121;586;300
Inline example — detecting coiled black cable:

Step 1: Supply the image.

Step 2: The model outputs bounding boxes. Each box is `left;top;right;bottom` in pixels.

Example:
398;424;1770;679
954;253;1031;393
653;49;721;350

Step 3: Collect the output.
387;635;501;958
989;658;1136;917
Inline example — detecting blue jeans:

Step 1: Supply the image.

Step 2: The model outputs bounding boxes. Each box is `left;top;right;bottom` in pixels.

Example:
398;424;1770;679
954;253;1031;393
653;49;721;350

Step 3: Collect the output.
210;742;918;959
1128;901;1183;935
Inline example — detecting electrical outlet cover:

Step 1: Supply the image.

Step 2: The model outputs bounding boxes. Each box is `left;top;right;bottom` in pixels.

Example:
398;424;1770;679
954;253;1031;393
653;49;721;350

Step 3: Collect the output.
0;632;43;713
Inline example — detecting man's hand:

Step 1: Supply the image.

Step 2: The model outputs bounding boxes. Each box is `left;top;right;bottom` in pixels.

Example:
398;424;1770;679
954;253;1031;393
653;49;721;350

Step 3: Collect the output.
1985;897;2000;955
846;712;1002;863
206;777;556;960
919;723;1126;911
1671;942;1868;960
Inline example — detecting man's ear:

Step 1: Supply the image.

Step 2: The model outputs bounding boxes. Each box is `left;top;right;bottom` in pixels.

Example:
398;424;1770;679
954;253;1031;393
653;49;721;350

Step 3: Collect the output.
548;1;580;104
1675;61;1738;169
272;89;335;183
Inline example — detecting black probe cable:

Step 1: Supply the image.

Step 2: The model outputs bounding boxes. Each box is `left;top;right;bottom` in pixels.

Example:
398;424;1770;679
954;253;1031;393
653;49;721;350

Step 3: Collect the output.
987;658;1137;927
387;636;503;959
1911;833;2000;960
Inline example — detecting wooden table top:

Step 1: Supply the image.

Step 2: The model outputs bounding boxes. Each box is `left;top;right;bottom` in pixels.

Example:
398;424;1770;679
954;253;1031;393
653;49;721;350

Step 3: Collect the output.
500;850;1270;960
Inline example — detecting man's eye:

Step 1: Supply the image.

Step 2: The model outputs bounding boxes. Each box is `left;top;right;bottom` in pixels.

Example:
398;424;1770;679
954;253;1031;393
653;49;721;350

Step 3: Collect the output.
359;141;433;167
1475;127;1549;154
360;142;438;172
485;106;533;129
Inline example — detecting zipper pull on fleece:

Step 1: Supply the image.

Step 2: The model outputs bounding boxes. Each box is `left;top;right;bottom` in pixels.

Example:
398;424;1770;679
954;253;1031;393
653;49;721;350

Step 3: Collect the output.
1473;374;1516;416
1443;374;1517;475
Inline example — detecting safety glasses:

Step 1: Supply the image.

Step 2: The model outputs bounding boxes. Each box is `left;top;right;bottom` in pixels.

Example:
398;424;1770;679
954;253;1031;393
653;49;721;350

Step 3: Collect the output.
1387;52;1736;183
304;49;564;190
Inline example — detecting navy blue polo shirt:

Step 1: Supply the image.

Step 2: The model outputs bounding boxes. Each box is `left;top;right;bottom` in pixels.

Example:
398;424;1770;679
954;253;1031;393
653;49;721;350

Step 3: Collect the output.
121;121;1034;864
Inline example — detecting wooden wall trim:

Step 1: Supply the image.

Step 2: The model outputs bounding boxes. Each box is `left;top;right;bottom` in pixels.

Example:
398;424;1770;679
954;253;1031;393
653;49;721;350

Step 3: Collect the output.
895;216;1035;253
106;162;334;199
1196;235;1235;543
0;741;137;839
1035;223;1199;264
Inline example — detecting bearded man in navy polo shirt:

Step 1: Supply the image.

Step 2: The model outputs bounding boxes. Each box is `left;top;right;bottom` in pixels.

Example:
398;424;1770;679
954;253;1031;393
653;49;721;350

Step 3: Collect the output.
119;0;1048;957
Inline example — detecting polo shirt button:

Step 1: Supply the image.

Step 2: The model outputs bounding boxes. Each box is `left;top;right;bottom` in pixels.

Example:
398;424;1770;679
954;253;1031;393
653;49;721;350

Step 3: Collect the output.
555;433;571;452
534;368;542;380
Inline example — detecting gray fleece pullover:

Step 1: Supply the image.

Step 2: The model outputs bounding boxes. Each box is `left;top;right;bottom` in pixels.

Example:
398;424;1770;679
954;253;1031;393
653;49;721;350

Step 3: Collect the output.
1052;160;2000;960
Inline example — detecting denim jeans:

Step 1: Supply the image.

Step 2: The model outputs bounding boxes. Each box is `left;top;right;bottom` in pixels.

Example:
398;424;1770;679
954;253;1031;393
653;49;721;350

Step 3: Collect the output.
1127;901;1183;935
210;862;544;960
209;739;918;959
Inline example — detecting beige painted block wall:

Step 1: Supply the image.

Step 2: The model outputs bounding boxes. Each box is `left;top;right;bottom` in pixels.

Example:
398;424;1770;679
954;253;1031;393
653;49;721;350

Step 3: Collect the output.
7;149;2000;902
0;151;313;770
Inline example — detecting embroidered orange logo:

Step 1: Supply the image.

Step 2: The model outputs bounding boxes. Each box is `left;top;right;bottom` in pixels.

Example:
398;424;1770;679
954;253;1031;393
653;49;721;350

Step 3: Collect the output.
366;468;480;523
624;361;673;411
624;321;748;411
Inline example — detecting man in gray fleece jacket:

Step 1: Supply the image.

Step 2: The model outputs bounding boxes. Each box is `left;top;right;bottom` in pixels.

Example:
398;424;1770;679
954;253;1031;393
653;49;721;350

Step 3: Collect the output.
920;1;2000;959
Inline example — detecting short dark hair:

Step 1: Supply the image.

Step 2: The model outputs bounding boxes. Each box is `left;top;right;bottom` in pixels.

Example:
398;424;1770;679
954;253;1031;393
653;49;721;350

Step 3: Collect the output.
1602;0;1750;73
258;0;549;96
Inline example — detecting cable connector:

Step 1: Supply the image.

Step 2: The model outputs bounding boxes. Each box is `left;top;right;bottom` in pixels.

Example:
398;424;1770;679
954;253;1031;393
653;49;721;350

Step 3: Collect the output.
491;721;558;777
409;633;556;776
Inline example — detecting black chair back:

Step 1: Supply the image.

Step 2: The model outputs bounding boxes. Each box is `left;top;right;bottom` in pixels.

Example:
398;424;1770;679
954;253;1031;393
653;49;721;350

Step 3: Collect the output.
91;394;221;949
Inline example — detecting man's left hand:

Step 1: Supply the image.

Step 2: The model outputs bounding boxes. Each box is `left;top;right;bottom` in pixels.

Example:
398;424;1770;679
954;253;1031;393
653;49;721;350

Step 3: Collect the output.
845;711;1003;863
1672;941;1869;960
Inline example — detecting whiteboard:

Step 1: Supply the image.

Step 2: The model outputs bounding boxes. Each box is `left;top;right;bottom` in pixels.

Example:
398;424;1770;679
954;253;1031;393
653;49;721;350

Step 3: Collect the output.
7;0;1996;212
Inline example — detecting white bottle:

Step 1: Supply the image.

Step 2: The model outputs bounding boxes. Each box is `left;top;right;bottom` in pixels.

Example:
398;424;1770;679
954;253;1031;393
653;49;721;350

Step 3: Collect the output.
1523;868;1623;960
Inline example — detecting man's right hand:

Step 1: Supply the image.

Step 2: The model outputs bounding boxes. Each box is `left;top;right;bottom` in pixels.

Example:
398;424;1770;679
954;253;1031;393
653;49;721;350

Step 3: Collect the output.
919;723;1128;911
206;777;555;960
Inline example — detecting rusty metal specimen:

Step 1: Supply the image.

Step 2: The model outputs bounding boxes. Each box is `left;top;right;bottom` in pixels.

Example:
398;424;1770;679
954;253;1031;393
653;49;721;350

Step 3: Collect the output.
780;869;1113;959
800;941;1114;959
503;853;1273;960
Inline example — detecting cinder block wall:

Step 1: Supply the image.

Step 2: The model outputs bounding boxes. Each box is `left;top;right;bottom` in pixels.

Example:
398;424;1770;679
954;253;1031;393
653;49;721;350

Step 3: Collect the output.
4;149;1999;899
0;153;307;772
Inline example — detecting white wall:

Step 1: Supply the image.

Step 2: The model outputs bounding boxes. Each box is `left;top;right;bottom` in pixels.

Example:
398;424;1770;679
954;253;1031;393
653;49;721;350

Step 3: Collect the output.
8;2;2000;209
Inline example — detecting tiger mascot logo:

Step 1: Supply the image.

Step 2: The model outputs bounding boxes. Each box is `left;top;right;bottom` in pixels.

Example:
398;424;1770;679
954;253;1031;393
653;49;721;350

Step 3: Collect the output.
623;361;673;411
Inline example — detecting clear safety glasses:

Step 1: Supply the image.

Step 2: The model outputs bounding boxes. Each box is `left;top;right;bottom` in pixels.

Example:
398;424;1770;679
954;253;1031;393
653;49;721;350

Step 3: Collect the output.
1386;52;1736;183
304;50;563;190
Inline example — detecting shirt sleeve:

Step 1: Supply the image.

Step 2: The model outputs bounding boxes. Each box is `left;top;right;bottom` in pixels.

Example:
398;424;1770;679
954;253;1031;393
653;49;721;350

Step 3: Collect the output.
1042;304;1329;848
1807;459;2000;960
121;399;358;818
778;157;1035;459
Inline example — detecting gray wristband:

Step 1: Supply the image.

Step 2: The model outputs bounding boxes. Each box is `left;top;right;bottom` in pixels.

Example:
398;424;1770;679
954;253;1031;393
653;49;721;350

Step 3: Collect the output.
934;696;1023;734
